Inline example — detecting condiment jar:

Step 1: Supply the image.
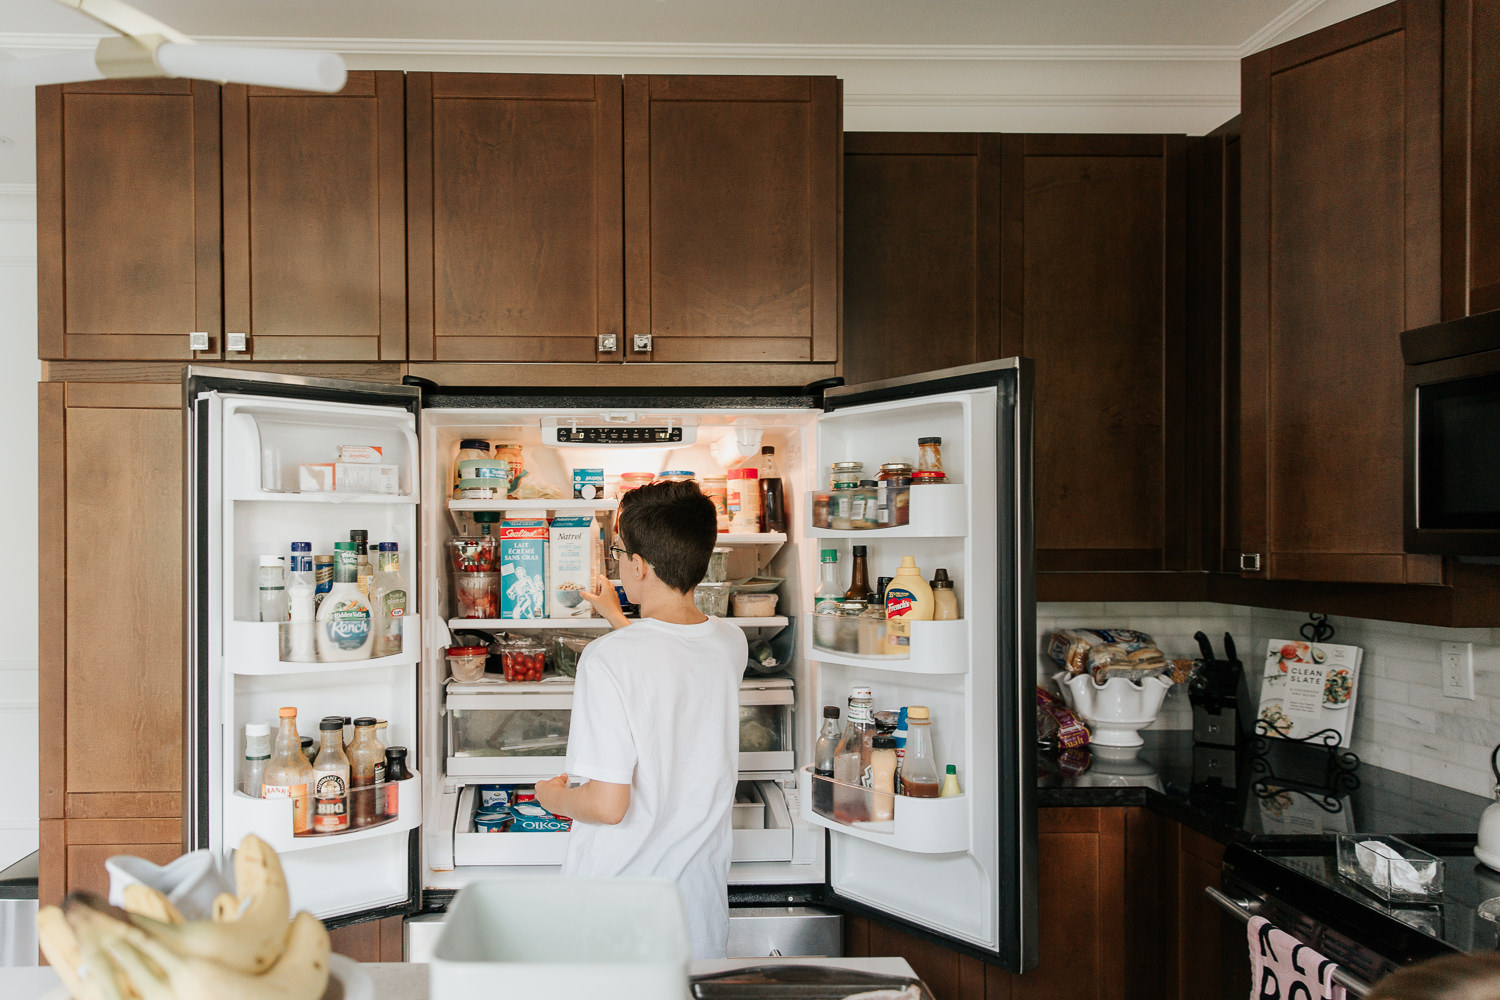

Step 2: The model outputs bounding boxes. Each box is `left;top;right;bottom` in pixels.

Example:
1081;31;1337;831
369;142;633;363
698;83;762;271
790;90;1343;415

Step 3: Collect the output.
857;599;888;655
876;462;913;526
830;489;856;530
853;480;880;529
931;568;960;621
830;461;864;491
452;439;490;499
619;472;655;495
658;470;696;483
917;437;944;475
702;476;730;531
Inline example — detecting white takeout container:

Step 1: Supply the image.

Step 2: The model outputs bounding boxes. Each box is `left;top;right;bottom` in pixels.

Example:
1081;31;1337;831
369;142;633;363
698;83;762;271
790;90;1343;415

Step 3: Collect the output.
430;876;691;1000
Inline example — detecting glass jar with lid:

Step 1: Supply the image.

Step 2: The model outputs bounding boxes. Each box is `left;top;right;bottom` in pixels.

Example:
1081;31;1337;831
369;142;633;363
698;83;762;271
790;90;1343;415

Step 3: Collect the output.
452;439;490;499
659;470;696;483
852;480;880;529
619;472;655;495
876;462;913;526
829;461;863;491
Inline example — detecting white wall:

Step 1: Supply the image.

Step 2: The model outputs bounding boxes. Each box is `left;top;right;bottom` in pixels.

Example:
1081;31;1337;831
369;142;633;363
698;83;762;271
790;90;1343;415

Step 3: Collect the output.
0;184;38;870
1040;602;1500;802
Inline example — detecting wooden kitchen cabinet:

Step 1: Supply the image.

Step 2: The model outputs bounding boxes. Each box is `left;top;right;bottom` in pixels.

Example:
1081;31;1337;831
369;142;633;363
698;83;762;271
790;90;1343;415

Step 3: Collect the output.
39;382;185;905
36;80;221;362
1239;0;1444;585
406;73;623;363
841;133;1001;386
999;134;1189;573
623;75;840;364
1176;826;1228;996
222;72;407;362
1442;0;1500;319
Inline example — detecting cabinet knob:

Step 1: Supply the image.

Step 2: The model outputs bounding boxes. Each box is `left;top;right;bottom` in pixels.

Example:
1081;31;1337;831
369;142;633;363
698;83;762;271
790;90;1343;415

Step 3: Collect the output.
1239;552;1262;572
632;333;653;353
597;334;618;353
189;332;210;352
226;332;248;353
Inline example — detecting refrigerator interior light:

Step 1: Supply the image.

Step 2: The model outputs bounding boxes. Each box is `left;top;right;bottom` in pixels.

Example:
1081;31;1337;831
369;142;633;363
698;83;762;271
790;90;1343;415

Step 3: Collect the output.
710;422;765;469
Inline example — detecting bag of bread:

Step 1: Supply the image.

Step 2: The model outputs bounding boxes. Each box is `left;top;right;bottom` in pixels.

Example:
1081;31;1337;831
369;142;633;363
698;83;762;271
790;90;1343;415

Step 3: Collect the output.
1044;627;1169;682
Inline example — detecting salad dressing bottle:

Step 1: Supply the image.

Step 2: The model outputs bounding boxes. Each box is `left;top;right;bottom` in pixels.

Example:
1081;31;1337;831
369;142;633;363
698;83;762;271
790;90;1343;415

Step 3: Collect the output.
884;556;934;653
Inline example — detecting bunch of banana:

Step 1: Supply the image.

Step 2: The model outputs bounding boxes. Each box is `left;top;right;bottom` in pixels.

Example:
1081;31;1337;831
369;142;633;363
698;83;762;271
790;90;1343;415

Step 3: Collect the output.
36;834;332;1000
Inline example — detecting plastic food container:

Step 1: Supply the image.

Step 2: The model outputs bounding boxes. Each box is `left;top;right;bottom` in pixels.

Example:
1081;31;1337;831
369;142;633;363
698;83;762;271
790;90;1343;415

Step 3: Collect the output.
731;592;779;618
1336;834;1445;903
619;472;655;494
658;470;696;483
449;535;497;572
446;645;490;682
454;571;500;619
551;633;594;678
705;547;732;583
474;812;510;833
499;636;547;682
693;582;731;617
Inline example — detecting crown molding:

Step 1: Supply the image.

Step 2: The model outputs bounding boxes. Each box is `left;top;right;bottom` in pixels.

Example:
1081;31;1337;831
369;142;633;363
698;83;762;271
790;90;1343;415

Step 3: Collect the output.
0;32;1247;62
1237;0;1332;56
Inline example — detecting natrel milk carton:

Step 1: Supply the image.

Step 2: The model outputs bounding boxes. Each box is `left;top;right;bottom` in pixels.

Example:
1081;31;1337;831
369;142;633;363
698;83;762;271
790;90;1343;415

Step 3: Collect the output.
549;515;596;619
499;519;548;619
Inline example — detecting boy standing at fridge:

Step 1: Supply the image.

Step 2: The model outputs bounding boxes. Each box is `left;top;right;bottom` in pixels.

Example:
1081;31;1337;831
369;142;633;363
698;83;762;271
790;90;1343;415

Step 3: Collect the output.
535;481;748;958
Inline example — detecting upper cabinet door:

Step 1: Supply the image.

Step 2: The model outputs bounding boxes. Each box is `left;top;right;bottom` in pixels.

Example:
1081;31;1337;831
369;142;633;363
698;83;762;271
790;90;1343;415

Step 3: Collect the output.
623;75;840;364
37;80;222;361
842;133;1001;386
222;72;407;362
998;134;1189;573
1240;0;1444;584
1442;0;1500;319
406;73;623;363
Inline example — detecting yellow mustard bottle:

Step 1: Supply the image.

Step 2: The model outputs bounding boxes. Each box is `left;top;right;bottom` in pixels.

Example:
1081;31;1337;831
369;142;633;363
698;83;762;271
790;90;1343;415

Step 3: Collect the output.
884;556;935;653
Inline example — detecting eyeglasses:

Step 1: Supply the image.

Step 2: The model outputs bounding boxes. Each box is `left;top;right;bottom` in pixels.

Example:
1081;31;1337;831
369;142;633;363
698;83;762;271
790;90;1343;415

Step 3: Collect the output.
609;544;629;560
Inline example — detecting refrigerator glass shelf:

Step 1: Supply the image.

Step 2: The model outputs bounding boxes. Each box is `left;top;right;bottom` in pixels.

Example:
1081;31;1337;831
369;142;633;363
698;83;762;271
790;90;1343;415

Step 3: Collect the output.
225;615;422;676
804;618;969;674
805;483;967;538
797;766;969;855
447;615;788;631
448;498;618;513
224;770;421;855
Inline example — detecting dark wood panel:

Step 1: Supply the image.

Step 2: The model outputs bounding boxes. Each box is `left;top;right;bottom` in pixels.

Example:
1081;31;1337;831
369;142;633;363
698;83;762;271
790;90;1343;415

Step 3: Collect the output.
64;407;182;796
1443;0;1500;317
405;361;837;388
42;80;221;360
329;917;404;962
1001;135;1186;573
1240;0;1443;584
1177;827;1227;998
625;75;840;364
38;384;65;821
841;133;1000;385
43;361;404;384
407;73;622;364
223;71;406;362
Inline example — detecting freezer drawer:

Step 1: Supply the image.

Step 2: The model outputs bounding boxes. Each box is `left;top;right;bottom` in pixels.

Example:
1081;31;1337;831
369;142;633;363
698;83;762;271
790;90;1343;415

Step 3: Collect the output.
451;781;796;867
726;907;843;959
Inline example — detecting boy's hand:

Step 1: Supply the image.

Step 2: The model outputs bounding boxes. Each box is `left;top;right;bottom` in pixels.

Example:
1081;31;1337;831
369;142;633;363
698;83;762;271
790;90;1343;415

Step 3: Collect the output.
580;573;630;629
534;773;568;815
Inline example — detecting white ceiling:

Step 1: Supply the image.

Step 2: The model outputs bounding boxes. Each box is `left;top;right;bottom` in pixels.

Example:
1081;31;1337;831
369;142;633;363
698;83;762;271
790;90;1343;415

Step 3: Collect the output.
0;0;1383;186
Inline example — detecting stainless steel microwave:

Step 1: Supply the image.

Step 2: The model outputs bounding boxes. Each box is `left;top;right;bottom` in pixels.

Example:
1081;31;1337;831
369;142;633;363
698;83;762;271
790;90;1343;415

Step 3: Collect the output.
1403;308;1500;554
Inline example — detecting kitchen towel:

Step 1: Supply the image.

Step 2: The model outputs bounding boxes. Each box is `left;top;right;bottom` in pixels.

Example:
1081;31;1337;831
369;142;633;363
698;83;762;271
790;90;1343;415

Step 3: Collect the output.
1247;915;1349;1000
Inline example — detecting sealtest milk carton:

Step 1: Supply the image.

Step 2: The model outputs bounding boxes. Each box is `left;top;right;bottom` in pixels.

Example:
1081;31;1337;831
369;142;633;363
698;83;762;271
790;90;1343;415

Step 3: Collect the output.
549;515;596;619
499;519;548;619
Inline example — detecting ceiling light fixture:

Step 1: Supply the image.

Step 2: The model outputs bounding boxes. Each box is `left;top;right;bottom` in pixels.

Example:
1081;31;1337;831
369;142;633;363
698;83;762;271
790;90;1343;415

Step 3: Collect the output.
0;0;347;93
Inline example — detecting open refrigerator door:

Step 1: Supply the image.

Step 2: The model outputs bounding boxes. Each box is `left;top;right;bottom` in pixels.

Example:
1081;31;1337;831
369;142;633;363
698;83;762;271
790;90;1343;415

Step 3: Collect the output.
800;360;1037;971
185;369;424;922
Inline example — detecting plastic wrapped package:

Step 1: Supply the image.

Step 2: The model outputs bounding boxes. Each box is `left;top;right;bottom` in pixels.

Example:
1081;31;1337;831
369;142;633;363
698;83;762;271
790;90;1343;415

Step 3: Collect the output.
1043;627;1169;681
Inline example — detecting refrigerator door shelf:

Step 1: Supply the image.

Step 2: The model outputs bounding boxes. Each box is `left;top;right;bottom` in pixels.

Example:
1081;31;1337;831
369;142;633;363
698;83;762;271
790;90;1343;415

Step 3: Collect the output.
715;533;789;546
224;770;421;856
224;614;422;676
222;399;419;501
806;618;969;674
805;483;967;539
796;766;969;855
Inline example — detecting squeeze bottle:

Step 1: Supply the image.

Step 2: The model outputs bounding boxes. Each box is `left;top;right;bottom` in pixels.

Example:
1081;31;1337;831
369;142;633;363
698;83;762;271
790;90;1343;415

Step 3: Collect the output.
884;556;934;653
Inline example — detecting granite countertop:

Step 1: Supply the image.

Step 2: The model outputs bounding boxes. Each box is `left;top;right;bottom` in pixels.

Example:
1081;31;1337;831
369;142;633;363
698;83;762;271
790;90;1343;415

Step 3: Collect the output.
1037;730;1491;845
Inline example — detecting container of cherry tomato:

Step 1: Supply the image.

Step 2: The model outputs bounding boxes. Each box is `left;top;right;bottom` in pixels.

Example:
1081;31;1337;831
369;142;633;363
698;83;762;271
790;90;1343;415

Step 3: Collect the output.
454;571;500;619
449;535;497;572
499;635;547;682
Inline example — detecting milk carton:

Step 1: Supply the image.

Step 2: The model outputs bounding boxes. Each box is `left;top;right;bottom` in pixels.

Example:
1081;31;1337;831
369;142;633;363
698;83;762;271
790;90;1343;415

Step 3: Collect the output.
549;515;596;619
499;519;548;619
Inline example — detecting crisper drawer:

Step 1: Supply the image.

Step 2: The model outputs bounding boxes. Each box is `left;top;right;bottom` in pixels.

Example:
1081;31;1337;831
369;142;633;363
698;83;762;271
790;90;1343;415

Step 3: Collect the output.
451;780;796;867
446;678;795;778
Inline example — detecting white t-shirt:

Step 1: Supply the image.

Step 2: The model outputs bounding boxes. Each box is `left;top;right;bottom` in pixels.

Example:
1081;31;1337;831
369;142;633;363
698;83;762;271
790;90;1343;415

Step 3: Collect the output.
561;615;748;959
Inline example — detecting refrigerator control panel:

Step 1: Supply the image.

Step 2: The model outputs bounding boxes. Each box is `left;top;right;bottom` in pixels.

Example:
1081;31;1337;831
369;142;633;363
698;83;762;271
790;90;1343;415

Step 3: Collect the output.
554;425;683;444
542;414;698;447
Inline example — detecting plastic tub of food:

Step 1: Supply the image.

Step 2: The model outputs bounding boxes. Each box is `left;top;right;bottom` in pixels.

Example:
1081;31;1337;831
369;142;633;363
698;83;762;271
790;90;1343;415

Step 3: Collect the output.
693;582;731;617
449;536;497;573
731;592;779;618
454;572;500;619
551;633;594;678
499;636;547;682
446;645;490;682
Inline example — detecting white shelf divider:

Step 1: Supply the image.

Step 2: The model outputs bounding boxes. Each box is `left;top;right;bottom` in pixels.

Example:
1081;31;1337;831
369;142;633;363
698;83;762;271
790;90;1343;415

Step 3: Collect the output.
447;615;787;632
796;766;968;855
804;618;969;674
230;490;418;505
225;615;422;676
224;770;421;855
448;499;618;514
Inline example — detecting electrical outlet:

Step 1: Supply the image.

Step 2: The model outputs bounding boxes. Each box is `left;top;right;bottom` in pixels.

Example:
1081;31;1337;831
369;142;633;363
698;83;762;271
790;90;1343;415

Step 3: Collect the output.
1441;641;1476;699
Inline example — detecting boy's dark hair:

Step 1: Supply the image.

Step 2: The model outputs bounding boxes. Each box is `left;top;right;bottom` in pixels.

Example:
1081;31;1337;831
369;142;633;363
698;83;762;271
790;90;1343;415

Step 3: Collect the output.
616;480;718;593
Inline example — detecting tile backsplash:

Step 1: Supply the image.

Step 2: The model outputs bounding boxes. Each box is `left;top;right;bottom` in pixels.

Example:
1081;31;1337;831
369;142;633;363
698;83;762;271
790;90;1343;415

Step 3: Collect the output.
1038;602;1500;800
